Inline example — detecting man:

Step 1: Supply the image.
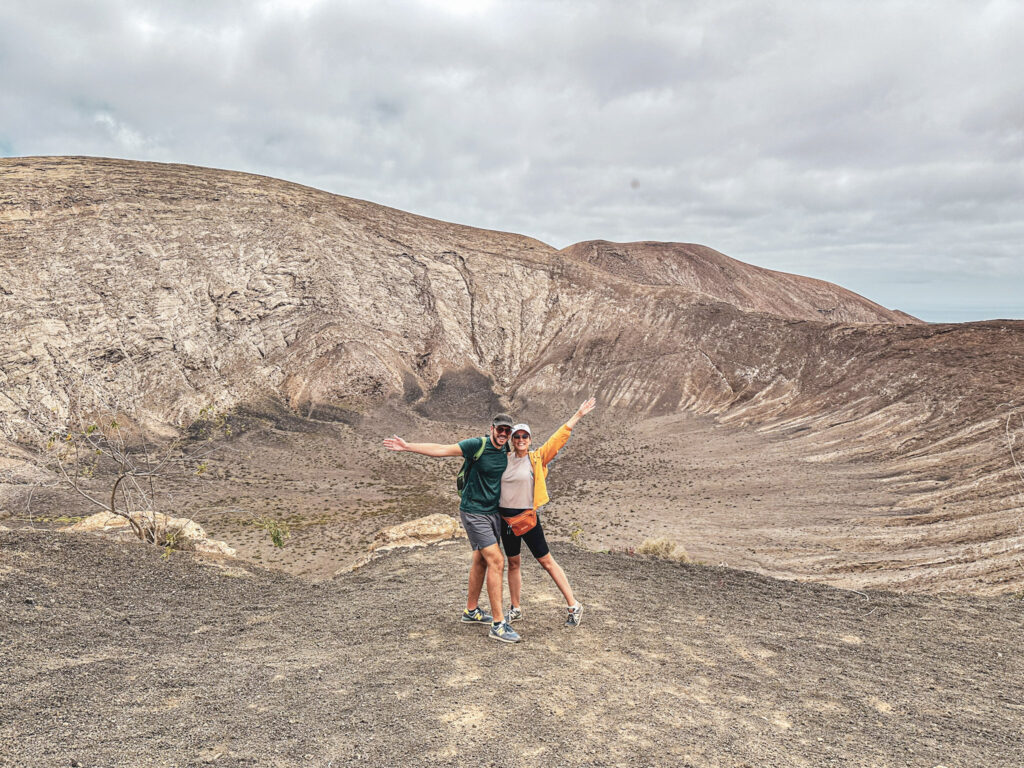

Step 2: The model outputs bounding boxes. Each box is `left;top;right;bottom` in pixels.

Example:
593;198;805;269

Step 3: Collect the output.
383;414;521;644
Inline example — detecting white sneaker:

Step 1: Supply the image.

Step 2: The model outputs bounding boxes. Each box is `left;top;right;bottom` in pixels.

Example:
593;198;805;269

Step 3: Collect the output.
507;605;523;622
565;602;583;628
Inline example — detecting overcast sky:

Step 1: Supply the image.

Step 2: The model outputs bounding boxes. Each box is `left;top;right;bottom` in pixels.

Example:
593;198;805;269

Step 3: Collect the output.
2;0;1022;320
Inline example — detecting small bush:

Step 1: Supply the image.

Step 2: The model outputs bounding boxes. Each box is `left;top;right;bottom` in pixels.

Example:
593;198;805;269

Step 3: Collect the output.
252;517;290;548
636;537;690;562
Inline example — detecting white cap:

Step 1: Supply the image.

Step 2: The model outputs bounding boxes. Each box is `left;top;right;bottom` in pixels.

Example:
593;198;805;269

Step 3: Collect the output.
511;423;531;436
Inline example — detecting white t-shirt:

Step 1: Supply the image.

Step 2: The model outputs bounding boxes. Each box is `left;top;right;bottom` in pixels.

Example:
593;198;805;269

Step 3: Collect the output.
499;453;534;509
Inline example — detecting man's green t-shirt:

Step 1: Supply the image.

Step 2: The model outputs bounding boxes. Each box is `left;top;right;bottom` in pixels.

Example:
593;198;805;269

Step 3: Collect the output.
458;436;509;515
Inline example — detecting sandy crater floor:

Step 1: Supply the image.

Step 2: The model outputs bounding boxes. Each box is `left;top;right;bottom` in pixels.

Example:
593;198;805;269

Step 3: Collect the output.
7;405;1021;594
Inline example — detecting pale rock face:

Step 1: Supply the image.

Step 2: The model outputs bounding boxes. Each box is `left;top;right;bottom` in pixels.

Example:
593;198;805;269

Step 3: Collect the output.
339;514;467;574
65;510;236;557
370;513;467;552
190;538;239;557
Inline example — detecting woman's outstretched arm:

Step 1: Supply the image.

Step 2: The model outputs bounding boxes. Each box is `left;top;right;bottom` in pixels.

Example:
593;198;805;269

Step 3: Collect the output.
565;397;596;430
536;397;597;466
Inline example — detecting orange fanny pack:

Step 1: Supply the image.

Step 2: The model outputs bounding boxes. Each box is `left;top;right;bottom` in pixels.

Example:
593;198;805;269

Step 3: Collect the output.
501;508;537;536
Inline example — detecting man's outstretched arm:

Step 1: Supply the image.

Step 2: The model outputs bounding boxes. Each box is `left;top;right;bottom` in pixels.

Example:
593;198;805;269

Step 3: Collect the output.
383;435;463;457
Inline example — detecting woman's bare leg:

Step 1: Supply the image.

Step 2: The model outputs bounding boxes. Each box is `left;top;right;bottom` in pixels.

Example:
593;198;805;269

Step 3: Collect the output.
536;553;576;606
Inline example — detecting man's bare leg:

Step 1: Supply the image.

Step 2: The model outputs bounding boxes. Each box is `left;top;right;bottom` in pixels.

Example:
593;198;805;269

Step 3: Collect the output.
480;542;505;624
466;549;486;611
507;554;522;608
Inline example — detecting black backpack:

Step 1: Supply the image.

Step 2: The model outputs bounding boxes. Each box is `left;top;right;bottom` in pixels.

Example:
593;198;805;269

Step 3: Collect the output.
456;437;488;497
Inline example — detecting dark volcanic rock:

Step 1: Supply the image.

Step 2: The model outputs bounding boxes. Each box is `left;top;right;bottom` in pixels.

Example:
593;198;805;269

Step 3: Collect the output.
2;528;1022;767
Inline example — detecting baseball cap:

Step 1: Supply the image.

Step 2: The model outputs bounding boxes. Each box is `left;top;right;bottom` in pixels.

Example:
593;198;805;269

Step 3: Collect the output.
511;423;531;436
491;413;514;428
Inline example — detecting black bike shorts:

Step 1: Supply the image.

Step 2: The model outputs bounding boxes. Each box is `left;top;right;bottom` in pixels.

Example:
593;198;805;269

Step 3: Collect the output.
498;507;550;560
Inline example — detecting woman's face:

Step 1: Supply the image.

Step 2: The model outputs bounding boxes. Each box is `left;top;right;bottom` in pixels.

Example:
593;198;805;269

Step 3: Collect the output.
511;430;531;452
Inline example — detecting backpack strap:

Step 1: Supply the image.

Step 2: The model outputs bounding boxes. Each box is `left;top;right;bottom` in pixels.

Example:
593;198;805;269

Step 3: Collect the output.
473;436;487;461
457;436;489;498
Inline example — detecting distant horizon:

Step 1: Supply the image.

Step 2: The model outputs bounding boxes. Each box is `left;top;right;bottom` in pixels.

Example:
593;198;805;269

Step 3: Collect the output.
904;306;1024;324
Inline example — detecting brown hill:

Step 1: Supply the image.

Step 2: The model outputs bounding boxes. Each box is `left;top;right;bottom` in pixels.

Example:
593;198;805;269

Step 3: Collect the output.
2;156;1023;593
560;240;916;323
0;155;908;435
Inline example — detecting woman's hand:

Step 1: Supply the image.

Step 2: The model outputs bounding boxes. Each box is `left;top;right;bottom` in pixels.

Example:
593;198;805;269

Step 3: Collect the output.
575;397;596;419
566;396;596;428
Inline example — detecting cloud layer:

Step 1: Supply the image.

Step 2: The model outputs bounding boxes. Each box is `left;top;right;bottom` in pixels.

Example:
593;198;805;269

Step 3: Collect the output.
3;0;1022;319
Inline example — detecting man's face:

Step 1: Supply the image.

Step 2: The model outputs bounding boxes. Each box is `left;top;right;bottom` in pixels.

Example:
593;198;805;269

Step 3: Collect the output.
490;424;511;447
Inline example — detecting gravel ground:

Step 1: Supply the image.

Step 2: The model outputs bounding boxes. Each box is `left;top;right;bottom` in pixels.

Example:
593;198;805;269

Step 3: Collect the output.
2;528;1022;767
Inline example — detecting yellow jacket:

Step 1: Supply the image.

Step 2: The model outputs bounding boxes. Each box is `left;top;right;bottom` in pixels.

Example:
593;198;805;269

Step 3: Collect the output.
525;424;573;511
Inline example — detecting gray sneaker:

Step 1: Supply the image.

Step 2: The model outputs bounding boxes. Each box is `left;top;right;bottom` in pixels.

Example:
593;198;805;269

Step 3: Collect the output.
461;607;493;624
507;605;523;622
565;602;583;628
488;621;521;644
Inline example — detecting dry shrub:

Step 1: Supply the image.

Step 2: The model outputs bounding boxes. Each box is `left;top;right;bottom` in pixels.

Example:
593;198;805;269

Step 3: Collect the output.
636;537;690;562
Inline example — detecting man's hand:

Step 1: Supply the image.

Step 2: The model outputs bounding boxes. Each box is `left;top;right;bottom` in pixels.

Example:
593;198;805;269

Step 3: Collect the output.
383;435;409;452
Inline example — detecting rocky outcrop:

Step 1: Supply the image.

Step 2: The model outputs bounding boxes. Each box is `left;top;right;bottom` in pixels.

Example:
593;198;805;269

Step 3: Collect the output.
370;513;466;552
341;514;466;573
66;511;236;557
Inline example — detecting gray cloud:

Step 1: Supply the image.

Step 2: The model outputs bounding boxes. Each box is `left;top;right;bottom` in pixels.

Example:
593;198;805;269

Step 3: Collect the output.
2;0;1022;320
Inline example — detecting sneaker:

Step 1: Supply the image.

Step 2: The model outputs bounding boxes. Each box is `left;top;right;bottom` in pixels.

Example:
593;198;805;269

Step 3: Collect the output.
565;602;583;628
488;621;521;644
461;607;493;624
507;605;523;622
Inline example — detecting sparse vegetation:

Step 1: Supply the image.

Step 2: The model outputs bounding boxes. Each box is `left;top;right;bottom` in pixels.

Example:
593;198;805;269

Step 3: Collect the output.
38;405;231;549
569;523;586;545
14;353;237;551
249;516;291;548
635;537;691;562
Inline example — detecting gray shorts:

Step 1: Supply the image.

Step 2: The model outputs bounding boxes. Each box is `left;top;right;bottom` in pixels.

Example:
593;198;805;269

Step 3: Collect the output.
460;510;502;551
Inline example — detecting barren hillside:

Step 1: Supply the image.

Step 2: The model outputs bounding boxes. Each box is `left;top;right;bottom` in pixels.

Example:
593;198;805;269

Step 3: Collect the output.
560;239;917;323
0;155;912;435
2;156;1023;593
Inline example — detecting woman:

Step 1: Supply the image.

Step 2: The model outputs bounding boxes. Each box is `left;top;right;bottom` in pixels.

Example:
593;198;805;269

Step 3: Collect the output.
499;397;596;628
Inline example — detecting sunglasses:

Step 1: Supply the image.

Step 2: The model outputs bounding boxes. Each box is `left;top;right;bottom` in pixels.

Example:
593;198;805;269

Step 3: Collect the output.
512;433;530;440
493;426;512;435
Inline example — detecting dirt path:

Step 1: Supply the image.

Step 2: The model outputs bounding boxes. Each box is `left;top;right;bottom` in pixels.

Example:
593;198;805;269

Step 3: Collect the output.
3;528;1021;767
